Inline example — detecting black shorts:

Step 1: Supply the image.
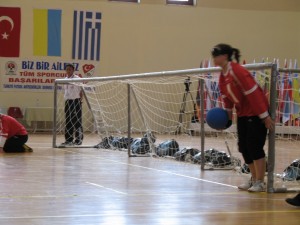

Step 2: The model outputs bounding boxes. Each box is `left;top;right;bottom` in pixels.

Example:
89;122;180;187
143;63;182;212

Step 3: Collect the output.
237;116;267;164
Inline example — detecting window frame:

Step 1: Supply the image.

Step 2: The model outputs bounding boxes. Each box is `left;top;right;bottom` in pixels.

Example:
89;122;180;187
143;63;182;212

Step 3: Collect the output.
166;0;195;6
109;0;140;3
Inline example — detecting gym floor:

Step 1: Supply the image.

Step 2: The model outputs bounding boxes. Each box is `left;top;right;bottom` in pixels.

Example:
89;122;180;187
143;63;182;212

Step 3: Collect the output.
0;134;299;225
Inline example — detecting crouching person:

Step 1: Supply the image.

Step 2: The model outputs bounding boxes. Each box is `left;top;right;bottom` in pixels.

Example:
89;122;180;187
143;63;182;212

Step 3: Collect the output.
0;114;32;153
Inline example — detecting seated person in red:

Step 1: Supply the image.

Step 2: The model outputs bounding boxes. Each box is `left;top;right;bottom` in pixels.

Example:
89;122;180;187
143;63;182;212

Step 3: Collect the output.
0;114;32;153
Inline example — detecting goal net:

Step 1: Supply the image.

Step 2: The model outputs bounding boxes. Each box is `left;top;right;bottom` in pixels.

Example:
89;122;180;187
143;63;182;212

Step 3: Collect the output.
53;62;300;193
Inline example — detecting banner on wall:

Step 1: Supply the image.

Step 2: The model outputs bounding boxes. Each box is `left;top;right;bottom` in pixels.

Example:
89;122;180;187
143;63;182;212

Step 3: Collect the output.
72;11;102;61
33;9;62;57
0;59;98;92
0;8;102;91
0;7;21;57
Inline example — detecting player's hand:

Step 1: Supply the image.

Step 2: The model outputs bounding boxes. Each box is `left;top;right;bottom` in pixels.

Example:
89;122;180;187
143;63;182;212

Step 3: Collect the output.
263;116;274;131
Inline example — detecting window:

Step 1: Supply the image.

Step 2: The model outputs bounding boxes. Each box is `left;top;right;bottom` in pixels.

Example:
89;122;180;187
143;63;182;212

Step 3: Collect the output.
166;0;195;6
109;0;140;3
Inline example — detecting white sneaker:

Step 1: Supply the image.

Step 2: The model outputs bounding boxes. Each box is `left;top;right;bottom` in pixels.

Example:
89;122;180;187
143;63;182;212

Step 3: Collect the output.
238;178;253;190
60;141;73;147
248;180;265;192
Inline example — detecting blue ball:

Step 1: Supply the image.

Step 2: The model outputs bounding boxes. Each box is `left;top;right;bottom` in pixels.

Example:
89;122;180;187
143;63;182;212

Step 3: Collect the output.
206;107;229;130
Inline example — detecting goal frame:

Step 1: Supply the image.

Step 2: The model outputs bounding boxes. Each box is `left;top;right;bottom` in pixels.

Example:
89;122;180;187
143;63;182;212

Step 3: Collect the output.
53;62;281;192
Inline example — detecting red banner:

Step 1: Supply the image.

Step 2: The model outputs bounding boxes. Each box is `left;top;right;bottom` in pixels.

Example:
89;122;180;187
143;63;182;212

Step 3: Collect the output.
0;7;21;57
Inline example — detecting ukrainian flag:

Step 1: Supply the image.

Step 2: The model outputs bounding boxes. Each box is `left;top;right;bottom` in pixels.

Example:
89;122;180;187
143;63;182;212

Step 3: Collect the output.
292;61;300;119
33;9;61;56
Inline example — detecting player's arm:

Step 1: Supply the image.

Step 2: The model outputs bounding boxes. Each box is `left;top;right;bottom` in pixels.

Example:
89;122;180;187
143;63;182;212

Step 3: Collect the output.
232;65;274;130
221;94;233;129
80;88;83;103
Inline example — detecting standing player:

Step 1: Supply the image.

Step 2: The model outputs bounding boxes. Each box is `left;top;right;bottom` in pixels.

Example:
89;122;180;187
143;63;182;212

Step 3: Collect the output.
0;114;33;153
211;43;274;192
61;64;83;146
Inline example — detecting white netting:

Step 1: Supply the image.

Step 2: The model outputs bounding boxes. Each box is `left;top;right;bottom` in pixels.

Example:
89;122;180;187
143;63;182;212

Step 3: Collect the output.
54;71;239;168
272;60;300;191
54;74;202;138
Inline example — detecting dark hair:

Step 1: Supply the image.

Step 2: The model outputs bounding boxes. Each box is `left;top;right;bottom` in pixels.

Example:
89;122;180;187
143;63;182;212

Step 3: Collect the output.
211;43;241;63
65;64;75;70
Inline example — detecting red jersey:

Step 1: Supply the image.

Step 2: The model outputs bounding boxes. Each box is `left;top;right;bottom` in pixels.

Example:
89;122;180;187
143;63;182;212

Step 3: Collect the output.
219;62;269;119
0;114;27;138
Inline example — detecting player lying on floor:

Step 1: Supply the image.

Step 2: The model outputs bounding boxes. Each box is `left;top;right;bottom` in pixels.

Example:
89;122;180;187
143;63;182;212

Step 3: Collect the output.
0;114;33;153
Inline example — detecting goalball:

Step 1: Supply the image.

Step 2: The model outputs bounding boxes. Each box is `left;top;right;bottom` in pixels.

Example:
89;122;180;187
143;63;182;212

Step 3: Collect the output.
206;107;228;130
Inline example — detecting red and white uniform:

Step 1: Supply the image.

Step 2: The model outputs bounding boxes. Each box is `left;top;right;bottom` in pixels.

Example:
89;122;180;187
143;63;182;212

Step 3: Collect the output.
219;62;269;119
0;114;27;139
63;74;82;100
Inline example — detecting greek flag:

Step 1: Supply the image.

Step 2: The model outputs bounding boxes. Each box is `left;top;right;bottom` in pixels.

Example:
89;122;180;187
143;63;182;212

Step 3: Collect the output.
72;11;101;61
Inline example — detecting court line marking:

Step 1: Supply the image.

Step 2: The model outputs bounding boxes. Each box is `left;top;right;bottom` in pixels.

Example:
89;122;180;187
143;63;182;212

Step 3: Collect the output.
0;209;300;219
0;192;281;200
0;195;79;199
62;149;238;189
118;162;238;189
5;148;237;197
85;182;127;195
